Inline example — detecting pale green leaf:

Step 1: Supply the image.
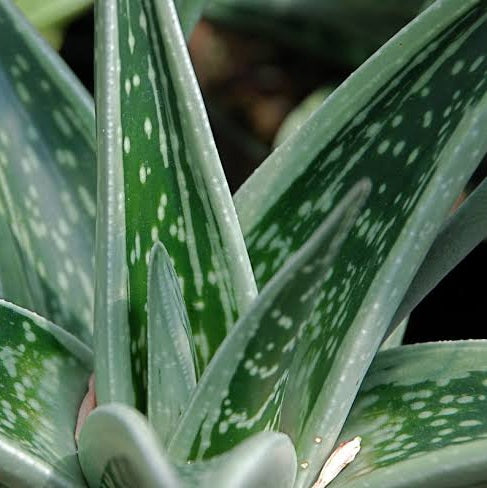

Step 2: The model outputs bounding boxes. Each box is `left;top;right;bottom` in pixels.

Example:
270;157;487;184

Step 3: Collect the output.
334;341;487;488
94;0;257;409
177;432;297;488
0;0;96;346
390;176;487;333
169;181;369;461
78;403;181;488
147;242;197;446
380;318;408;350
274;87;334;149
233;2;487;486
14;0;92;29
0;299;91;487
174;0;209;39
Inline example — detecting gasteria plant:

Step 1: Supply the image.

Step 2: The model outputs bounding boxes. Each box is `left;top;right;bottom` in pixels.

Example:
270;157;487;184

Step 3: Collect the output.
0;0;487;487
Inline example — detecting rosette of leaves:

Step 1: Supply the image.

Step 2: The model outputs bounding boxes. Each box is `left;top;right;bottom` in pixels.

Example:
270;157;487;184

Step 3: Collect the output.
0;0;487;487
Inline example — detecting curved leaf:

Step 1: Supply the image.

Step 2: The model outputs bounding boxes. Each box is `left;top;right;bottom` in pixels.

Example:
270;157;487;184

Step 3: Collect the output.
78;403;181;488
177;431;297;488
0;0;96;345
232;3;487;486
334;341;487;488
94;0;257;409
147;242;197;446
390;176;487;332
0;299;91;487
169;181;369;461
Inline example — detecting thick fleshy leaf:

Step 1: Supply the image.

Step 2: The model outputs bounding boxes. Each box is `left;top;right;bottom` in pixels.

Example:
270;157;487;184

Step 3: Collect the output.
177;431;297;488
380;318;407;351
0;299;91;487
234;2;487;486
147;242;197;446
94;0;257;408
14;0;92;29
78;404;181;488
390;176;487;333
205;0;425;66
334;341;487;488
0;0;96;345
174;0;208;39
273;87;333;149
169;181;369;460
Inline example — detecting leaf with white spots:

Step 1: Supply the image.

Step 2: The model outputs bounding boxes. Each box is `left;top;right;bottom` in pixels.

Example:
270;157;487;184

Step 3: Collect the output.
79;403;296;488
390;176;487;333
147;242;197;446
94;0;257;409
176;431;297;488
205;0;425;66
0;0;97;346
333;341;487;488
232;2;487;486
168;181;369;462
0;299;92;487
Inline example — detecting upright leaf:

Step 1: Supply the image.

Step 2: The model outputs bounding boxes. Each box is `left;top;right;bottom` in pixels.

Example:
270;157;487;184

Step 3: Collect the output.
174;0;209;39
0;299;91;487
94;0;257;409
233;2;487;486
390;176;487;332
0;0;96;345
169;182;369;461
334;341;487;488
147;242;197;446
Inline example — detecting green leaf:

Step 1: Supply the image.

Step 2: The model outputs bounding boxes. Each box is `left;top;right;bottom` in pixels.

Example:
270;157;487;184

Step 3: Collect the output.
380;318;407;351
174;0;209;39
177;431;297;488
0;299;91;487
233;2;487;486
0;0;97;346
147;242;197;446
94;0;257;409
273;87;334;149
390;176;487;333
79;403;296;488
14;0;92;29
78;403;182;488
205;0;425;66
334;341;487;488
169;181;369;461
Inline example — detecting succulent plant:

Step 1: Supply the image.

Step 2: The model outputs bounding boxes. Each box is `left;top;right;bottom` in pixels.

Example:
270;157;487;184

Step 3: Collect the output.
0;0;487;487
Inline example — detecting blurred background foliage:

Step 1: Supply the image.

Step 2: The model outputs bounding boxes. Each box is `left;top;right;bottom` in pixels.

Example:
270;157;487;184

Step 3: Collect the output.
16;0;487;344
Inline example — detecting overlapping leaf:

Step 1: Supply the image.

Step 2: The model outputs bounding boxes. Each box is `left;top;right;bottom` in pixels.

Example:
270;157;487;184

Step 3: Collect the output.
147;242;197;446
79;403;296;488
94;0;257;409
169;182;369;461
0;299;91;487
0;0;96;345
334;341;487;488
232;2;487;486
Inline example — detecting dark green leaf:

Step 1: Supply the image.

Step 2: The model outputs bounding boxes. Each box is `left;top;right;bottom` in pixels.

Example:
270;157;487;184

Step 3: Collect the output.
334;341;487;488
233;2;487;486
94;0;257;409
390;176;487;332
169;182;369;461
0;0;96;345
0;299;91;487
147;242;197;446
